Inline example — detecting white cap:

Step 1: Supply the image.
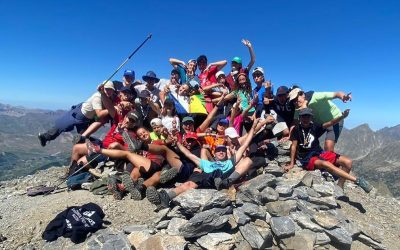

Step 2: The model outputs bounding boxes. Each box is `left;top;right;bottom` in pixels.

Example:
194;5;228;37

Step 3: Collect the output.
150;118;163;127
252;67;264;75
216;71;225;79
272;122;288;136
103;80;115;90
288;88;302;102
225;127;239;138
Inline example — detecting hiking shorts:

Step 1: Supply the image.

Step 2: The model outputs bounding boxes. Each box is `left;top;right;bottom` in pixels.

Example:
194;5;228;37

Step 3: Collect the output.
306;151;340;171
325;120;344;143
188;168;234;189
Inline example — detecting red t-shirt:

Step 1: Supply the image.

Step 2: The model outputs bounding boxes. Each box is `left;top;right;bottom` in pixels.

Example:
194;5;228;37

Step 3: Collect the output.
102;111;134;149
225;68;249;91
140;140;165;166
199;66;219;113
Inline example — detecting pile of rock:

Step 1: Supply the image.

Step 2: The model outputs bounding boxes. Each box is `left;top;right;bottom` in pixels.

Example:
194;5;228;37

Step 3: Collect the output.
117;150;386;249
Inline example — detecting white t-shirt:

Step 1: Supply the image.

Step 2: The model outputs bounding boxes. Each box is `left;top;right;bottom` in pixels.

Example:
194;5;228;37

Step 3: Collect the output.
134;84;161;103
80;92;103;119
161;115;180;133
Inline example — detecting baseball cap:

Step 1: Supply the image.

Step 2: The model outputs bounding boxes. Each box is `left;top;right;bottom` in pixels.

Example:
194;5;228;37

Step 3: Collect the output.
197;55;207;64
127;111;139;121
119;86;132;93
218;118;229;126
215;71;225;79
138;90;151;98
299;108;313;116
150;118;162;127
288;88;302;102
232;57;242;64
182;116;194;123
276;86;289;96
224;127;239;138
215;145;227;151
185;132;198;140
188;59;197;64
123;70;135;78
103;80;115;90
252;67;264;75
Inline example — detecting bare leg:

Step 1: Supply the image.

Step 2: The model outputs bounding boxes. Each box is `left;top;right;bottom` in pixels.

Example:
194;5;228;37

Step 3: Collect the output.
108;142;125;150
324;139;335;152
235;157;253;175
172;181;198;196
147;144;183;170
71;144;88;162
143;171;161;187
81;116;109;137
314;159;356;182
335;155;353;188
100;148;152;171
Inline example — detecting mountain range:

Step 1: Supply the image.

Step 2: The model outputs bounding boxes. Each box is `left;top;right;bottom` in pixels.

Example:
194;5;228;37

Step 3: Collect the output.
0;103;399;197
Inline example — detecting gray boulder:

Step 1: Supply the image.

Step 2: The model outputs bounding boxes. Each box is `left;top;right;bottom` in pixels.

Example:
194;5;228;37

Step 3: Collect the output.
312;211;340;229
270;216;296;238
260;187;279;203
197;232;235;250
324;227;352;247
266;200;297;217
173;189;218;214
233;208;251;226
239;223;267;249
85;228;131;250
179;207;232;238
203;191;231;211
167;217;188;236
239;202;265;220
138;234;187;250
238;174;276;191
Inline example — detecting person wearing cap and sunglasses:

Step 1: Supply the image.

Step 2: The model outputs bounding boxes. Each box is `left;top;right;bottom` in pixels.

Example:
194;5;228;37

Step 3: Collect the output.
288;87;352;152
251;67;273;115
285;108;373;193
225;39;256;91
145;119;260;209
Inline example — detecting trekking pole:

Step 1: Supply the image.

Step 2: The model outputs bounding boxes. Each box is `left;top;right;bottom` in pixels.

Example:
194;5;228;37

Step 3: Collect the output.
104;34;152;83
46;154;102;194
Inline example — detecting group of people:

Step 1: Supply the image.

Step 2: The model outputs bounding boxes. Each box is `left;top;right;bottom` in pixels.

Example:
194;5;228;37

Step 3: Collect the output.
38;39;373;209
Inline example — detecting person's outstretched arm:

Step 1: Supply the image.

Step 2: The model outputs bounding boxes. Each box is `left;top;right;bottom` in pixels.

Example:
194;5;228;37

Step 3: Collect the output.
176;142;200;167
242;39;255;70
198;93;226;132
234;118;260;163
284;139;298;171
322;109;350;129
169;58;186;68
99;85;117;118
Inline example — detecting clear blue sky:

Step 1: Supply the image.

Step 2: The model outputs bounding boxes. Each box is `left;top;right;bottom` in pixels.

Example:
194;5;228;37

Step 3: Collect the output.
0;0;399;130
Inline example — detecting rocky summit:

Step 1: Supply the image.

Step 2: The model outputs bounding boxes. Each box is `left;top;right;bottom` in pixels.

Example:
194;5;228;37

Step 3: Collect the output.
0;143;399;250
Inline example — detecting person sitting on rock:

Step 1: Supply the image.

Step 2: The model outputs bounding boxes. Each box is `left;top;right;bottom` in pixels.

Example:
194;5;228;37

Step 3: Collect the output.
288;87;352;152
144;119;260;209
284;108;373;193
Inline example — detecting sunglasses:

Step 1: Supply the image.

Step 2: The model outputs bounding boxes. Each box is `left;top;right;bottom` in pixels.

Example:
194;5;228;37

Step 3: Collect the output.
252;74;263;78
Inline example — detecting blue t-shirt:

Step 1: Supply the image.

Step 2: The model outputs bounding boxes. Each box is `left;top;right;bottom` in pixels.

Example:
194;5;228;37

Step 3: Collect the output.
253;85;266;105
177;65;199;85
199;157;235;174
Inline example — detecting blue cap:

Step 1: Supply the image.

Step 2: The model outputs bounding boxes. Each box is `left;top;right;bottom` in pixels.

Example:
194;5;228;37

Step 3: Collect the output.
119;86;132;93
215;145;227;151
182;116;194;123
218;118;229;125
123;70;135;78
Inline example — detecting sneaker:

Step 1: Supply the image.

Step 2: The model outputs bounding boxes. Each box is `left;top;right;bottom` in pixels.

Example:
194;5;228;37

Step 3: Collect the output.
72;134;86;145
120;173;144;200
146;186;170;209
108;175;123;200
160;166;179;184
121;130;143;152
86;141;101;156
38;133;47;147
355;177;373;193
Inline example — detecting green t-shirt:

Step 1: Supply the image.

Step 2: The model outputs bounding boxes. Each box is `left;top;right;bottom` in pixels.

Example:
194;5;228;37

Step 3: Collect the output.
294;92;342;124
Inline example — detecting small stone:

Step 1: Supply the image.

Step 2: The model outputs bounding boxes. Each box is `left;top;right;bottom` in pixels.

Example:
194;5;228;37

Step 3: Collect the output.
233;208;251;226
203;191;231;211
301;172;314;187
270;216;296;238
167;217;188;236
357;233;386;250
127;231;151;249
324;227;352;247
264;165;284;177
236;188;262;205
197;232;235;250
281;231;316;250
123;224;149;234
260;187;279;203
138;234;187;250
156;220;170;230
290;212;323;232
238;174;276;191
312;211;340;229
167;206;187;219
85;228;131;250
275;185;293;197
315;232;331;246
239;223;266;249
265;200;297;217
312;183;334;197
152;208;170;224
308;196;337;208
173;189;218;215
239;203;265;220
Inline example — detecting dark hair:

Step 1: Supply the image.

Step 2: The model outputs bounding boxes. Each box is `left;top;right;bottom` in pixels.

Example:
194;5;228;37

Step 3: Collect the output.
235;73;252;97
196;55;207;64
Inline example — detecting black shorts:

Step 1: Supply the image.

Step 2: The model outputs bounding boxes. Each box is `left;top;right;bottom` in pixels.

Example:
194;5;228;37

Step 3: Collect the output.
188;168;234;189
139;161;162;179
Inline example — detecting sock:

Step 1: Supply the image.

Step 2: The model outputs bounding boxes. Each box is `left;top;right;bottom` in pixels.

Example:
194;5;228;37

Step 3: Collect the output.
227;171;241;183
167;190;177;199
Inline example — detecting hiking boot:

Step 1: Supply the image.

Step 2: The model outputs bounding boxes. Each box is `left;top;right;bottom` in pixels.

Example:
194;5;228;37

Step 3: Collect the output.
146;186;170;209
355;177;373;193
214;177;231;190
121;130;143;152
160;165;179;184
108;175;123;200
38;133;47;147
121;172;144;200
72;134;86;145
86;141;101;156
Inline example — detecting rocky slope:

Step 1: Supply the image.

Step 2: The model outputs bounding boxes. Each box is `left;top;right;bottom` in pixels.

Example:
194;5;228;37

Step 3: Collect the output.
0;144;399;250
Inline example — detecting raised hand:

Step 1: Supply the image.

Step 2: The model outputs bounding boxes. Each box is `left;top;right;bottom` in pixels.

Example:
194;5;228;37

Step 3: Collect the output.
343;92;352;103
241;39;252;48
342;109;350;118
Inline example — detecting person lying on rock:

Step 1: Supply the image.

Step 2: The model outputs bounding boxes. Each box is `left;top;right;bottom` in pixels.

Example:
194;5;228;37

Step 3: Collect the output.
144;119;260;209
284;108;373;193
